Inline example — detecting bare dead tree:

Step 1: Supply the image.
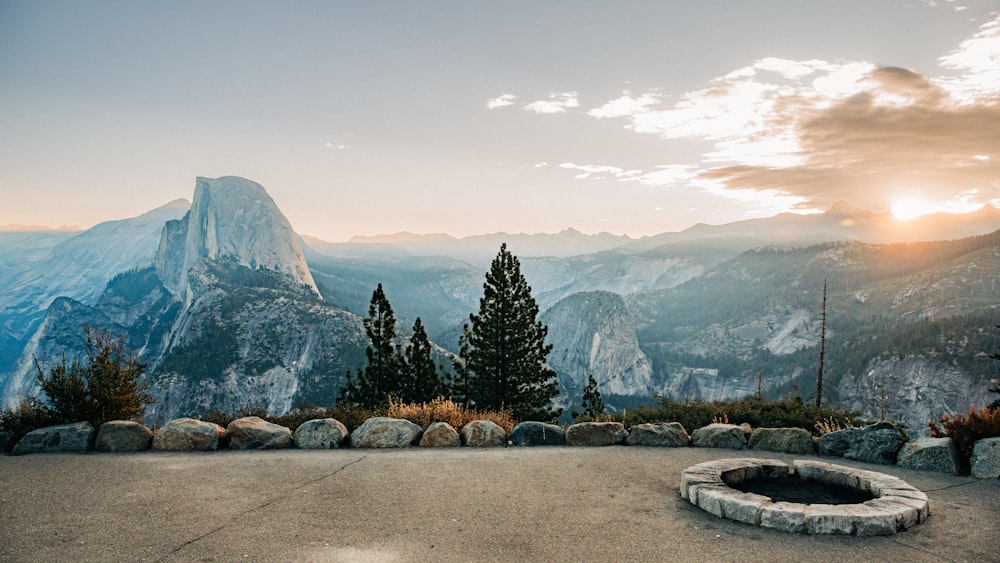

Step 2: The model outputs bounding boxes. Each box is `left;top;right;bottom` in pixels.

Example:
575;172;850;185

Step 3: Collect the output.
816;278;827;408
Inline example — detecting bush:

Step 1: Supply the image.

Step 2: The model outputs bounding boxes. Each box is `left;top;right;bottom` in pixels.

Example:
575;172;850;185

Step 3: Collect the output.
387;396;518;434
598;396;862;435
35;326;154;429
0;396;53;452
928;405;1000;467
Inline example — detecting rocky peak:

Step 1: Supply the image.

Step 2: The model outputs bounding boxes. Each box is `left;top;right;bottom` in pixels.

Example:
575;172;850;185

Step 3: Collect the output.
155;176;319;297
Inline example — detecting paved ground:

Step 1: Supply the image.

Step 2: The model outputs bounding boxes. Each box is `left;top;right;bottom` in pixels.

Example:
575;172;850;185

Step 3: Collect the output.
1;447;998;562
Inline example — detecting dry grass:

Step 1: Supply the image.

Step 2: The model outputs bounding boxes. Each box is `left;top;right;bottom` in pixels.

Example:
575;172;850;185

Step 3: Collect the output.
813;416;857;435
387;396;518;434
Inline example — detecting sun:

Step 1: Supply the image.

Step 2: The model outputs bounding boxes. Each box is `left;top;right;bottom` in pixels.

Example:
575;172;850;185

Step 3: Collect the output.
891;198;941;221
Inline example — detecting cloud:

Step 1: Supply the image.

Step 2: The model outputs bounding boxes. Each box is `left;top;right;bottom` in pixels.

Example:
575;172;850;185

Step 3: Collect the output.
524;92;579;114
325;141;350;150
588;91;659;119
486;93;517;109
559;162;641;180
553;14;1000;214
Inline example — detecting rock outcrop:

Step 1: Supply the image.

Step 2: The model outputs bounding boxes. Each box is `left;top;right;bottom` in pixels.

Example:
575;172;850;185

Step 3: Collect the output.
294;418;348;449
155;176;318;298
95;420;154;452
510;421;565;446
460;420;507;447
350;417;421;448
691;423;747;450
225;417;293;450
420;422;461;447
566;422;627;446
542;291;661;399
11;421;95;454
624;422;689;447
152;418;225;451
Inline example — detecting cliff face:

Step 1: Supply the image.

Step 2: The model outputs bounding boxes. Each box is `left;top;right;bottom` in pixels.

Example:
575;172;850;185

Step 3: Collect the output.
156;176;318;299
542;291;661;400
838;356;995;436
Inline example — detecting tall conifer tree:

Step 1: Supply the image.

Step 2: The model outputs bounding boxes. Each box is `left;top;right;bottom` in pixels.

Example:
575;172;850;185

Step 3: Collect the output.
466;243;560;420
400;317;445;402
339;283;401;407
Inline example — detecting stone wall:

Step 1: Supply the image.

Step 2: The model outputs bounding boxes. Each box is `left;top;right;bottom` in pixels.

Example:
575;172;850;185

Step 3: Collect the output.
5;417;998;479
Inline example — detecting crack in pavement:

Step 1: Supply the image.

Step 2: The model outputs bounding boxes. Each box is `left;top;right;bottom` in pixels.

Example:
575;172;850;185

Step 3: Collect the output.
922;479;977;492
156;455;367;561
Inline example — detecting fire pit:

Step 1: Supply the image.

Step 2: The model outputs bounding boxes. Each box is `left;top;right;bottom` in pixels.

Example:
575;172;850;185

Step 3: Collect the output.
679;458;929;536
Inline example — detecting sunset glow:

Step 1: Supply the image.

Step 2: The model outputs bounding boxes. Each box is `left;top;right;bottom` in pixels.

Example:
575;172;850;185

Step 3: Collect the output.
891;198;942;221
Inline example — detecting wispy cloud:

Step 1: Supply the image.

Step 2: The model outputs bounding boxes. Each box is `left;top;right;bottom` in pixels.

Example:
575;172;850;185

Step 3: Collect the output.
486;93;517;109
541;15;1000;214
324;141;351;150
524;92;579;114
588;91;659;119
559;162;641;180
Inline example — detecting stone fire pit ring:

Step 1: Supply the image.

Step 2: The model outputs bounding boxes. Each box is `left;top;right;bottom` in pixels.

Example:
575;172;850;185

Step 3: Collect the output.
680;458;929;536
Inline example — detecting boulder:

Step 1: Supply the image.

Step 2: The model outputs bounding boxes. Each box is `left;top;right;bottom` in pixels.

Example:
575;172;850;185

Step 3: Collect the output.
690;423;747;450
748;427;815;454
225;417;293;450
897;437;963;474
819;422;904;465
420;422;461;447
152;418;225;451
350;417;422;448
294;418;349;449
0;431;13;452
461;420;507;447
510;421;565;446
970;437;1000;479
566;422;627;446
95;420;154;452
625;422;689;447
11;421;95;454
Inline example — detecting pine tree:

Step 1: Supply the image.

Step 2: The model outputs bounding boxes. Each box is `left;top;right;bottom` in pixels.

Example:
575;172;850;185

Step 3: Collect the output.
35;325;153;428
339;283;401;407
400;317;445;402
572;373;605;420
466;243;561;421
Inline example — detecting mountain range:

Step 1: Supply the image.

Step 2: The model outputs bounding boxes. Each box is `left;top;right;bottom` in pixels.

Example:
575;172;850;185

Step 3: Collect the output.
2;176;998;431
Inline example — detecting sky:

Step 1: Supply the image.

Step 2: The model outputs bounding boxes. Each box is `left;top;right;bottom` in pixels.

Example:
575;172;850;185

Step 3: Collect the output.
1;1;999;241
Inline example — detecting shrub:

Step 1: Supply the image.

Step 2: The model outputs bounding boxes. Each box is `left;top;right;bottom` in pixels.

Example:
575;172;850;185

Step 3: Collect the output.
928;405;1000;467
600;396;862;435
387;396;517;434
0;396;53;452
35;325;154;429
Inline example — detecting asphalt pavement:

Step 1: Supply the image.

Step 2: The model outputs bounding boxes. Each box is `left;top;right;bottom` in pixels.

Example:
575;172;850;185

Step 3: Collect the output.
1;447;997;562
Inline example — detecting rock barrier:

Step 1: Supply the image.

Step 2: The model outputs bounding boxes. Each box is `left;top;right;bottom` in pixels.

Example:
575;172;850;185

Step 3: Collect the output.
5;417;998;480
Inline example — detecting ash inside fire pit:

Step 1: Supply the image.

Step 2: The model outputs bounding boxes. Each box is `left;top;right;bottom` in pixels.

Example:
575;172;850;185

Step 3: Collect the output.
729;474;874;505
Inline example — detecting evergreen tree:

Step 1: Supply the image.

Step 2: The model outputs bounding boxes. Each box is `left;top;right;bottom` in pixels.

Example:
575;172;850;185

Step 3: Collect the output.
572;373;605;420
35;325;153;428
466;243;561;420
400;317;445;402
339;283;401;407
